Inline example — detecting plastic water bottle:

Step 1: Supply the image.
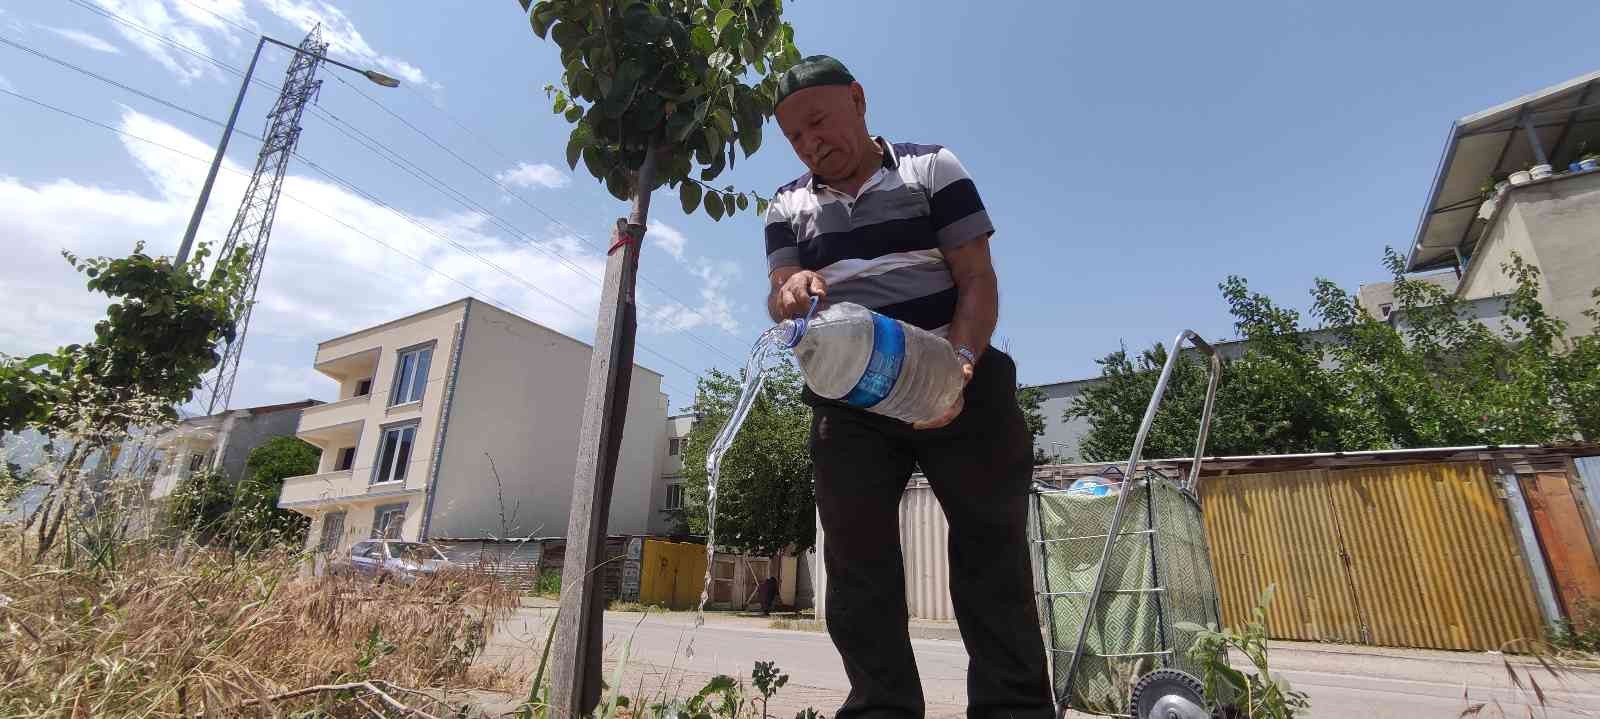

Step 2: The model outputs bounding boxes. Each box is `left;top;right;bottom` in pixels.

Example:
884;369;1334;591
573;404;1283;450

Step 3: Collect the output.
780;301;965;424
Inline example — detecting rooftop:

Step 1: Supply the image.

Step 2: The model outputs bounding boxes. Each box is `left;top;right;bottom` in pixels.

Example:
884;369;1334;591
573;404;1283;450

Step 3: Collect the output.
1408;68;1600;273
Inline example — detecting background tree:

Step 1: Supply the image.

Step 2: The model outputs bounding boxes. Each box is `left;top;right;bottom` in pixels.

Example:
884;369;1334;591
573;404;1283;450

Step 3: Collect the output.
1016;384;1054;464
0;242;249;440
225;436;319;549
5;241;250;559
679;362;813;556
1069;249;1600;461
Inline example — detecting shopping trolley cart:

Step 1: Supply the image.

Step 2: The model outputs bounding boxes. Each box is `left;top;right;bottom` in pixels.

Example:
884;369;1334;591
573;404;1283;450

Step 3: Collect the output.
1031;330;1223;719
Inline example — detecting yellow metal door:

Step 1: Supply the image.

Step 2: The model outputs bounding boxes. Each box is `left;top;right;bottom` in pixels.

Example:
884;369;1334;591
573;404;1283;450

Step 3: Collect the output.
1326;462;1544;650
1200;470;1365;643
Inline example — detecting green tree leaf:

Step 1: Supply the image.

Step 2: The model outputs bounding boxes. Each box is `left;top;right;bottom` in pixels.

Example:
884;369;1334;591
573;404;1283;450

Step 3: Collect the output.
566;124;592;171
713;8;736;35
680;180;702;215
704;190;724;220
735;192;749;211
691;26;715;54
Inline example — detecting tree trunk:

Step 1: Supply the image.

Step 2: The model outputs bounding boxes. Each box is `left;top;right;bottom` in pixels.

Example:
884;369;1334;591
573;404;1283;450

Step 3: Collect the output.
549;147;658;717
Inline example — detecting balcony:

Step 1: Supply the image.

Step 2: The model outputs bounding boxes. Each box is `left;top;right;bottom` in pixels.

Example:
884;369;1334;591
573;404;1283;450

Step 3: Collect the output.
278;469;358;507
278;469;422;510
296;395;368;448
315;346;380;385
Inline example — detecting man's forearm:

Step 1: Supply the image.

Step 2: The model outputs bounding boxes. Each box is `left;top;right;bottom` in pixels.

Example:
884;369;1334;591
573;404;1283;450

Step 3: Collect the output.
946;271;998;363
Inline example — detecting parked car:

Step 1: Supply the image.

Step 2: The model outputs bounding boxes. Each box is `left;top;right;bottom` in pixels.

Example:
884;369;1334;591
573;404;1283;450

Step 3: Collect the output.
334;540;452;583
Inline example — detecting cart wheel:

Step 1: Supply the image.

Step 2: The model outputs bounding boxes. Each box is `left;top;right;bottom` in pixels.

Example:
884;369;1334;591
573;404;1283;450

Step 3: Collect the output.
1129;669;1209;719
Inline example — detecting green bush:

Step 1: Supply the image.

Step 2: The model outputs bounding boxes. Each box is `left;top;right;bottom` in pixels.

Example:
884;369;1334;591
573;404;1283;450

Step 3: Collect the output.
535;568;562;597
1177;585;1311;718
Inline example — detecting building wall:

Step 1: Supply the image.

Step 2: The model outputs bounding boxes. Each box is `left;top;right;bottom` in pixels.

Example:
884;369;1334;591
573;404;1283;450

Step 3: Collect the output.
425;300;667;541
653;413;697;534
1461;171;1600;335
281;301;468;549
214;403;315;485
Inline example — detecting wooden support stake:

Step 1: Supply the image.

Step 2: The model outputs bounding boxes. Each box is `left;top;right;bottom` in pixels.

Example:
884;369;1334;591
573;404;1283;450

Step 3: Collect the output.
548;149;657;717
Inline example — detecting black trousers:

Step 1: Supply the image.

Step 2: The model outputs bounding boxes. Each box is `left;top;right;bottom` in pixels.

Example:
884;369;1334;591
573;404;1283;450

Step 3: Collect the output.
810;349;1053;719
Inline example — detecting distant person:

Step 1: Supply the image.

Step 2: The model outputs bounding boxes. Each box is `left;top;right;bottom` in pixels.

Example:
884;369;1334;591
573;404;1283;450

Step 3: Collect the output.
758;575;779;616
762;56;1052;718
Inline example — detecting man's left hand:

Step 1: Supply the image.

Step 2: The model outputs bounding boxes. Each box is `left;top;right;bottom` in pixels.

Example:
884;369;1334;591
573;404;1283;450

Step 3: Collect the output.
913;361;974;430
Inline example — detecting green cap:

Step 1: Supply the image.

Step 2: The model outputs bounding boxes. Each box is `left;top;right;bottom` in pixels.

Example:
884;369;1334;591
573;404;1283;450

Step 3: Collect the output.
774;55;856;109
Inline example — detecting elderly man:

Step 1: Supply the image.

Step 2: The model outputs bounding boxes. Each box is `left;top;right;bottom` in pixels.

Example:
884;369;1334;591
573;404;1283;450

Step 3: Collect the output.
762;56;1053;718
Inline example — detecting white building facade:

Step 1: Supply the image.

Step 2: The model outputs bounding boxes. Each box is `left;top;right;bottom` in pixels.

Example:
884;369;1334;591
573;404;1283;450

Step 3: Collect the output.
278;298;674;553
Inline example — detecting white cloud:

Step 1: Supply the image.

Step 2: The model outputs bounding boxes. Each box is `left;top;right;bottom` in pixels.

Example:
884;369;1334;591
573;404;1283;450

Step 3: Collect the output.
639;220;740;334
91;0;236;83
42;26;123;54
494;162;570;190
245;358;333;399
255;0;433;87
87;1;426;89
0;109;608;410
646;219;687;261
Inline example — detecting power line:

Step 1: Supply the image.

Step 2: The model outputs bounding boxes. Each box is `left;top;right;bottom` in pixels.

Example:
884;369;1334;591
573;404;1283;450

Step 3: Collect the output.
0;83;701;402
34;9;731;377
170;0;748;352
79;0;750;361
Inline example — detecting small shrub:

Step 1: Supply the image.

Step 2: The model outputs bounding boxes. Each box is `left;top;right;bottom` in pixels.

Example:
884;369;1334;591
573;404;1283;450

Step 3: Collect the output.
1547;600;1600;654
535;568;562;597
1177;584;1311;718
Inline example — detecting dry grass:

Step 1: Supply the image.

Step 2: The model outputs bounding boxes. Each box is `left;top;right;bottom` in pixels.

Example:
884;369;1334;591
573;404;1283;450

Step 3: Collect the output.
766;618;825;633
0;529;519;718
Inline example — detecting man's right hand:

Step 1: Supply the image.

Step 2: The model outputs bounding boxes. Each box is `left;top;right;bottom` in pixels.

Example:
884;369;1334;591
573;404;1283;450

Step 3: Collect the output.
769;268;828;320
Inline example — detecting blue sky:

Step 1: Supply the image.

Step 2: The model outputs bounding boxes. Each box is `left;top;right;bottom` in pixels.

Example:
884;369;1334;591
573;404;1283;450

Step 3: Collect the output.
3;1;1600;415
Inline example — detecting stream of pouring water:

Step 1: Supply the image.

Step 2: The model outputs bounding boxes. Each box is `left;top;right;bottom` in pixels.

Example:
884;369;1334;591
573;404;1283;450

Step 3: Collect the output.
692;324;792;633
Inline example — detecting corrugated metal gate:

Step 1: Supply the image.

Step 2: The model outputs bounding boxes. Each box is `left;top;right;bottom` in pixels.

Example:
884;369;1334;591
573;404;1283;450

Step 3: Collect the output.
1201;462;1546;651
1200;469;1365;643
901;480;954;620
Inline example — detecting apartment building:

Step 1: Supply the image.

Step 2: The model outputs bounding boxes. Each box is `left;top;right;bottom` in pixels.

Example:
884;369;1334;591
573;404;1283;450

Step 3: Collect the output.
658;412;696;526
277;298;672;553
146;400;320;499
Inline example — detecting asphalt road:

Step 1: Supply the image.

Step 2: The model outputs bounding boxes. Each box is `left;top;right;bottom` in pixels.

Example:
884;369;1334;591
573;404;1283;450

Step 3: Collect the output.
486;606;1600;718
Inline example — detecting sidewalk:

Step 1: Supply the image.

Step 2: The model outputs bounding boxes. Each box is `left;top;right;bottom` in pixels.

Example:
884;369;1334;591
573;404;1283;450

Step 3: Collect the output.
482;604;1600;718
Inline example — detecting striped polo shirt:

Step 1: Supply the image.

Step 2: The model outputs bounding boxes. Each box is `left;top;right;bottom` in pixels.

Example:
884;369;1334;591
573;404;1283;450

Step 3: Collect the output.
763;138;994;335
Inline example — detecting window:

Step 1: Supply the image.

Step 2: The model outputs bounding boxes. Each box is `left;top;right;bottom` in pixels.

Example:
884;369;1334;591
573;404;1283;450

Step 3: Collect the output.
372;424;417;484
665;482;685;510
669;437;686;456
389;346;433;406
188;453;206;472
318;512;346;553
372;503;407;539
355;378;372;397
1379;303;1394;319
389;542;445;562
335;447;356;472
352;541;381;558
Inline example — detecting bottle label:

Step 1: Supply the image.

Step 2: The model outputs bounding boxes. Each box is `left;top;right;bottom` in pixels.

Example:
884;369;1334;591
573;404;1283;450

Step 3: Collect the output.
842;312;904;409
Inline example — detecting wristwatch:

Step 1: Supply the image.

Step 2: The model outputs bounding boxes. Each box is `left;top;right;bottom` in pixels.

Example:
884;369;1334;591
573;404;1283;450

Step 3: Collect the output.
953;344;977;366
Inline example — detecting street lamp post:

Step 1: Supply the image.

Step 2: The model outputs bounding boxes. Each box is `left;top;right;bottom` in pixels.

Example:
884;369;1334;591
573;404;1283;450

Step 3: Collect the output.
174;35;399;266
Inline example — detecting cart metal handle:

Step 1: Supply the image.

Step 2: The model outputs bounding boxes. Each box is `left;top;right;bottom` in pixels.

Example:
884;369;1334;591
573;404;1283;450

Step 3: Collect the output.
1057;329;1221;705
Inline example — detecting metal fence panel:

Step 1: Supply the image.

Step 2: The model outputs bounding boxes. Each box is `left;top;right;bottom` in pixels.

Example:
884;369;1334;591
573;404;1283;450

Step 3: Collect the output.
1198;469;1366;643
1325;462;1544;650
900;481;955;621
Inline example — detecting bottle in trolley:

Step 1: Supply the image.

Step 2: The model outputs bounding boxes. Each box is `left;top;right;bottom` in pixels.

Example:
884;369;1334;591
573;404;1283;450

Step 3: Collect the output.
1031;330;1225;719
